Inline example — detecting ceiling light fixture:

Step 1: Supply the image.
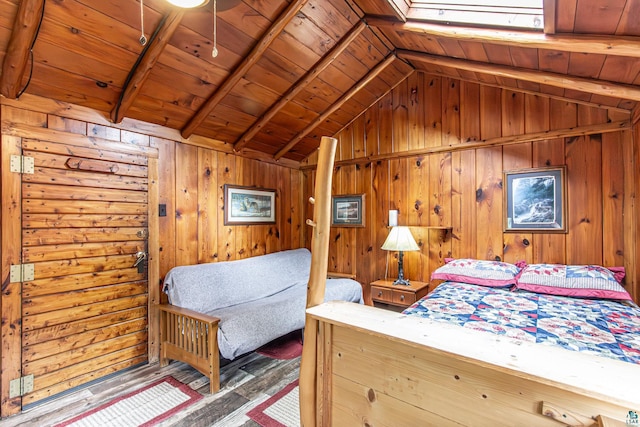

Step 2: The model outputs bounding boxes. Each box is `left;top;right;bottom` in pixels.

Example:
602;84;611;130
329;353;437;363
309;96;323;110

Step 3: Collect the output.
165;0;209;7
163;0;241;58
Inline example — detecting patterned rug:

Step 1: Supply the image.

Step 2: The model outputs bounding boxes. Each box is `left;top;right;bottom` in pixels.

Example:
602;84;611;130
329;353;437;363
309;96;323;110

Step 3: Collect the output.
256;330;303;360
246;379;300;427
54;376;202;427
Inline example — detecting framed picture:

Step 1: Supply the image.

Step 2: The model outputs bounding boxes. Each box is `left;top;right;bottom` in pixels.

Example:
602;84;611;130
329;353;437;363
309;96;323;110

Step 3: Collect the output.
331;194;365;227
503;167;567;233
224;184;276;225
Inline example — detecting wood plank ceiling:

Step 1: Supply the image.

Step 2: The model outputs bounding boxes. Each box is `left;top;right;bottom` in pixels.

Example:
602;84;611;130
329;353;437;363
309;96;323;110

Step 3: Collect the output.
1;0;639;163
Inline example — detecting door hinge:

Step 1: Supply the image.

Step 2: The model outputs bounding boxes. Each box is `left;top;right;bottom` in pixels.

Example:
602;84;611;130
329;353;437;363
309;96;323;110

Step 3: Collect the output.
9;374;34;398
10;264;35;282
10;155;34;174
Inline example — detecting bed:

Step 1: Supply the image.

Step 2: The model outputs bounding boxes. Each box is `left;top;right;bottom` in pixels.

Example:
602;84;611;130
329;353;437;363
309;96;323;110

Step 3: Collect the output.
302;258;640;426
402;281;640;366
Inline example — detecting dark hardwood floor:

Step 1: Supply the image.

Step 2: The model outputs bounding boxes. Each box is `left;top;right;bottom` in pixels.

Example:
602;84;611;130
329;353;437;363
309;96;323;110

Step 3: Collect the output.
3;353;300;427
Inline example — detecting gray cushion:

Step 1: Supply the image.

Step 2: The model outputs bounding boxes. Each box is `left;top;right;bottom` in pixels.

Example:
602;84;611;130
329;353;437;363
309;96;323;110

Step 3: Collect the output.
163;248;312;313
211;278;363;359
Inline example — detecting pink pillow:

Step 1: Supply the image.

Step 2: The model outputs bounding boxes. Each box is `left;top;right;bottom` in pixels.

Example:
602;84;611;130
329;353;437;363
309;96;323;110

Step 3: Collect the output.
515;264;631;301
431;258;522;288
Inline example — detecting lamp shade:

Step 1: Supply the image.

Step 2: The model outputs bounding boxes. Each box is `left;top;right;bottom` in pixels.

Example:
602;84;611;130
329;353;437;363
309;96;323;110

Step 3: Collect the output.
381;226;419;252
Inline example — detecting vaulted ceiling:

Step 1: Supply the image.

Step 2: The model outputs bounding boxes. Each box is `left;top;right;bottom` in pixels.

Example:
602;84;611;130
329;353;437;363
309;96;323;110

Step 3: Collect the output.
1;0;639;164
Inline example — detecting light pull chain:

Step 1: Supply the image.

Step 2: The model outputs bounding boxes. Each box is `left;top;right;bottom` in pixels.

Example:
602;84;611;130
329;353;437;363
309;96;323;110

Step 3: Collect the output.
139;0;147;45
212;0;218;57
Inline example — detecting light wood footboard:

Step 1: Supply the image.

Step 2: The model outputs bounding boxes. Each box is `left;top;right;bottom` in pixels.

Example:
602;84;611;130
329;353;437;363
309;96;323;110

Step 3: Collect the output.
157;304;220;393
307;301;640;426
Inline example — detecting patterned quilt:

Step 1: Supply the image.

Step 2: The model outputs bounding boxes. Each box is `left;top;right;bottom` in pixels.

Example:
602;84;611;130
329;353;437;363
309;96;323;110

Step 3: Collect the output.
402;281;640;365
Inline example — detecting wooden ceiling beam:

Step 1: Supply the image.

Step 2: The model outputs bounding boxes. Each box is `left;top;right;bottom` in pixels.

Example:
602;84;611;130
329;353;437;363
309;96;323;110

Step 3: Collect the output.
368;16;640;58
0;0;45;99
111;10;185;124
181;0;309;139
397;50;640;102
274;54;401;161
233;20;367;152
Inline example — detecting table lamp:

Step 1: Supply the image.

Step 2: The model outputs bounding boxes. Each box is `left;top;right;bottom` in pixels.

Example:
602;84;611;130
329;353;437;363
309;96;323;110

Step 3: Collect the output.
381;226;419;286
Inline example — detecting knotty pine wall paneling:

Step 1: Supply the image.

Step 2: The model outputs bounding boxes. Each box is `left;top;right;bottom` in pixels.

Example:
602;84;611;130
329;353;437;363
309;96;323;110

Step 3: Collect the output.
304;71;639;304
530;97;565;264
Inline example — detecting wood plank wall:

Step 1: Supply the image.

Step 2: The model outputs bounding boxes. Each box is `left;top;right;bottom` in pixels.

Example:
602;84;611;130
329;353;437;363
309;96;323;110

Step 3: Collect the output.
304;72;639;305
154;138;305;281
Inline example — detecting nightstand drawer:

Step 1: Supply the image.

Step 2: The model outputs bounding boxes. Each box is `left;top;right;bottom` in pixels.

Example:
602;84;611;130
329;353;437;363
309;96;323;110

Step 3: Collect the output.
371;286;393;303
392;289;416;305
370;279;430;309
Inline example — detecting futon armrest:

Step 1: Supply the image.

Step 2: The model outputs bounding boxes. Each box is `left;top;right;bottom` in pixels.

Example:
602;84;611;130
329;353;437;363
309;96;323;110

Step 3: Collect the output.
156;303;221;326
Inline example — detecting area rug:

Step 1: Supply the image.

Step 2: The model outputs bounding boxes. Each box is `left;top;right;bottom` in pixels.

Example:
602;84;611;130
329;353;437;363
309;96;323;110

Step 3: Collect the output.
247;379;300;427
256;330;303;360
54;376;202;427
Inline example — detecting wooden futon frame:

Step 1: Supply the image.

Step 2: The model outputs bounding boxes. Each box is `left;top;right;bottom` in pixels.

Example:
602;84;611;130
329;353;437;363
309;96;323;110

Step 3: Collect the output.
157;304;220;393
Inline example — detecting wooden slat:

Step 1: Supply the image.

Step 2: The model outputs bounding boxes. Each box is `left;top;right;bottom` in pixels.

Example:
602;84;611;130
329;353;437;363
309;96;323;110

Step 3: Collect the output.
530;96;566;264
23;183;148;203
22;269;144;297
1;134;24;416
23;199;147;214
175;143;198;266
23;295;148;331
23;228;146;246
501;89;532;264
22;167;148;191
565;135;603;265
22;306;147;345
197;148;217;263
23;331;147;376
147;155;162;363
23;318;147;364
32;263;141;285
22;138;149;166
23;240;144;264
219;152;237;260
476;85;502;260
23;214;147;229
23;282;147;316
23;344;147;404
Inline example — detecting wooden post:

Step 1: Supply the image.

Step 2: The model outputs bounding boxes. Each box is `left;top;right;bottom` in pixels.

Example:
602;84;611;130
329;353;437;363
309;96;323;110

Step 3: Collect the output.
299;136;337;427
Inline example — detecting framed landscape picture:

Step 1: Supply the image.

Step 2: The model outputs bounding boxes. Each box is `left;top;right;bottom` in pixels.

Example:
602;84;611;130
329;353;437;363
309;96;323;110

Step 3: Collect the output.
224;185;276;225
331;194;365;227
503;167;567;233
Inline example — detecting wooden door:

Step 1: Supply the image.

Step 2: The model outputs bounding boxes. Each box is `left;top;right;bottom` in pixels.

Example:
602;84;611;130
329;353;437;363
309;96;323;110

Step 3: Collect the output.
3;126;156;411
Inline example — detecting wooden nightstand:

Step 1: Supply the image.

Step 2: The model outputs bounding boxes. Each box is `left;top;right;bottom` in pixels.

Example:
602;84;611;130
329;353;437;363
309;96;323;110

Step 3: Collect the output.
370;279;430;310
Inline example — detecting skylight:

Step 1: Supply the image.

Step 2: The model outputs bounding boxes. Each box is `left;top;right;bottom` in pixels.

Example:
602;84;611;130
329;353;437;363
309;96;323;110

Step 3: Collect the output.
408;0;544;30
